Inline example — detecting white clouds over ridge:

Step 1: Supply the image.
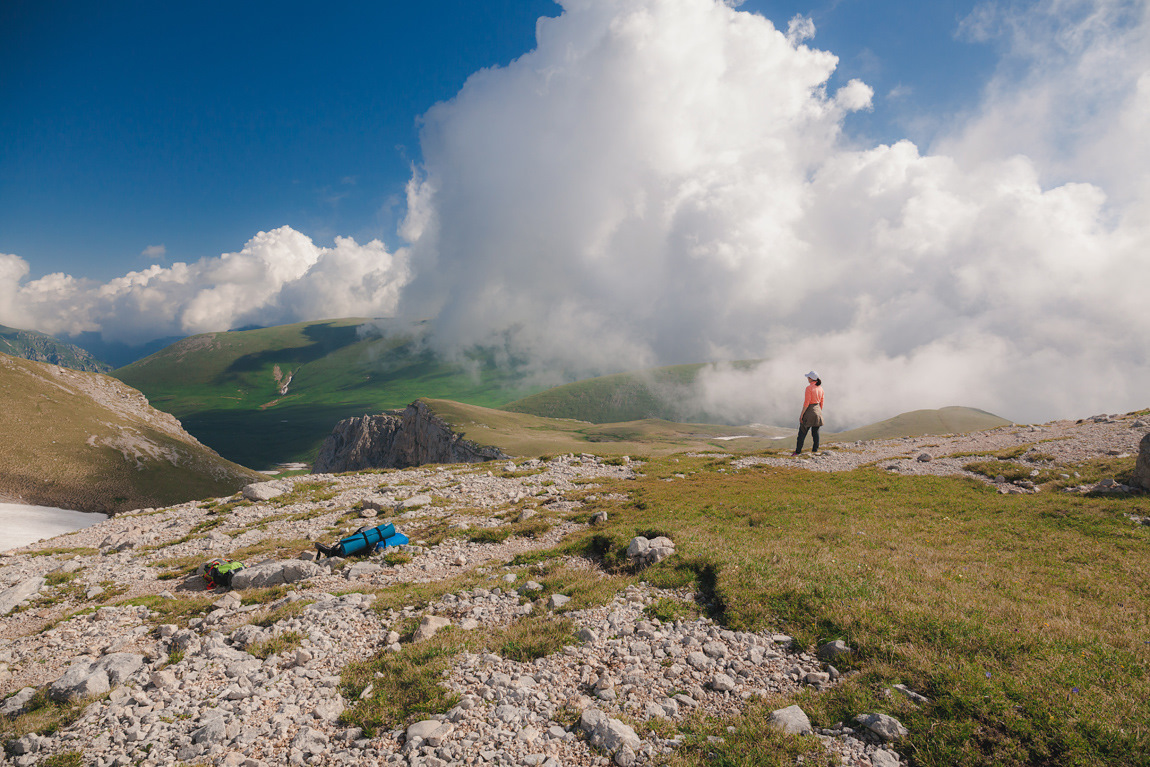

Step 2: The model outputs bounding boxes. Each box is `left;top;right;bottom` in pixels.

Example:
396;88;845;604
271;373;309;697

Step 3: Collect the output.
0;228;408;344
2;0;1148;426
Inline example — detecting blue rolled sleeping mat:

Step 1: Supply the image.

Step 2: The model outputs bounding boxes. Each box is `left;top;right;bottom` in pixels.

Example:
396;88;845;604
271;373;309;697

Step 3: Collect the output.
317;523;409;558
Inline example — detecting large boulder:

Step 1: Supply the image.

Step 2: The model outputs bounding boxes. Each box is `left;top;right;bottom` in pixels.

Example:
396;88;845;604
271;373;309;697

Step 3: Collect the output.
854;713;909;742
767;705;812;736
241;480;290;502
626;536;675;567
230;559;324;590
0;577;46;617
580;708;641;754
312;400;508;473
49;660;110;702
1134;432;1150;490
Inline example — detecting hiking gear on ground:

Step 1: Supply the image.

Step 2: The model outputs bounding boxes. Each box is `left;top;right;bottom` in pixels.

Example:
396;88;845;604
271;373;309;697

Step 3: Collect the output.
314;523;409;558
204;559;245;590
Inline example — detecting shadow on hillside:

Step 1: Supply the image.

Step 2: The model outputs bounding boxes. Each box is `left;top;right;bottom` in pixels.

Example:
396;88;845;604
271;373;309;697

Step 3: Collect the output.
221;322;365;376
180;401;388;469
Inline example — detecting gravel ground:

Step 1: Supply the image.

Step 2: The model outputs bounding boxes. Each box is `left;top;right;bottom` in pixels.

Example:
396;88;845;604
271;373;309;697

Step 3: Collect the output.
1;412;1146;767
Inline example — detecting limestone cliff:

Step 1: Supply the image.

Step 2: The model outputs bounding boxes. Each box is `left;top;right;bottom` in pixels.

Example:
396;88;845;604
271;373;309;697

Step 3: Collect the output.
312;400;508;473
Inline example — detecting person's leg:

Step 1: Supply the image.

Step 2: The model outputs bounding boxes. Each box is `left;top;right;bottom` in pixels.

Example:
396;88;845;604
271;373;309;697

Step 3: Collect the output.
812;426;820;452
795;426;809;454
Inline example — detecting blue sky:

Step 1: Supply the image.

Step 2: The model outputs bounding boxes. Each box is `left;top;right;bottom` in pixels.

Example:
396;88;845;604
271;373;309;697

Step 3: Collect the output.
1;0;994;282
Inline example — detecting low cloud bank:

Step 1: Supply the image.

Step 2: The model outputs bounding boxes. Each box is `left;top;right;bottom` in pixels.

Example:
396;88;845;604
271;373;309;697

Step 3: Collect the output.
3;0;1148;427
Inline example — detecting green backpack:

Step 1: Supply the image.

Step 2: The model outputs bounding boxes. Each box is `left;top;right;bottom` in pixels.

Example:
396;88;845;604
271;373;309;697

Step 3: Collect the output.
204;559;245;590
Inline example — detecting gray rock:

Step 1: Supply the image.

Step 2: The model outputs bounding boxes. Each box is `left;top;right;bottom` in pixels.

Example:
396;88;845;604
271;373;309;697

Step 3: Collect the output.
871;748;901;767
292;726;329;755
0;577;46;617
580;708;641;754
614;745;637;767
314;698;346;721
591;511;608;524
626;537;650;559
413;615;451;642
767;705;812;736
702;641;727;658
1134;432;1150;490
49;660;110;702
312;402;508;473
8;734;42;755
547;594;571;609
892;683;931;706
242;481;289;502
916;453;933;462
406;720;443;742
230;560;324;590
98;652;145;686
577;627;599;643
710;673;737;692
817;639;852;661
0;687;35;718
344;562;382;579
192;716;228;745
854;713;909;741
402;494;433;509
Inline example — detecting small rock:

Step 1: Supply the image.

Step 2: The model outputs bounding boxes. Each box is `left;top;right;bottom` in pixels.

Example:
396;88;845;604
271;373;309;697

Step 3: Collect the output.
413;615;451;642
916;453;932;462
817;639;852;661
767;705;812;736
854;713;909;742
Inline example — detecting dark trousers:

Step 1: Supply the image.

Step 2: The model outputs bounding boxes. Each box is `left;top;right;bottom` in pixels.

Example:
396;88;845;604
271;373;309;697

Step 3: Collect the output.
796;425;819;453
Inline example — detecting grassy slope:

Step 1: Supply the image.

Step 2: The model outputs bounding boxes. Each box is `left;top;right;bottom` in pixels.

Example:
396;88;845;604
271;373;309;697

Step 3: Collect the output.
427;398;799;457
502;361;761;424
558;453;1149;766
0;353;262;513
113;319;542;468
0;324;111;373
830;406;1013;442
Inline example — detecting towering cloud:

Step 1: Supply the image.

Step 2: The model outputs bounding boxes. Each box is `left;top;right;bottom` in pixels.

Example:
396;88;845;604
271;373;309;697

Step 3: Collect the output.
396;0;1150;425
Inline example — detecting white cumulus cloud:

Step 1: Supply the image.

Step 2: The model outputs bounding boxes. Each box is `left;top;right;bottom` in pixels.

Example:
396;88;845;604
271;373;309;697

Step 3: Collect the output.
395;0;1150;426
0;227;409;345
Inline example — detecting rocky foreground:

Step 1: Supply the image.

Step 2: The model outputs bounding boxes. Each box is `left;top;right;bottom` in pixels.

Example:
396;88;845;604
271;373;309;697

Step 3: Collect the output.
1;414;1147;767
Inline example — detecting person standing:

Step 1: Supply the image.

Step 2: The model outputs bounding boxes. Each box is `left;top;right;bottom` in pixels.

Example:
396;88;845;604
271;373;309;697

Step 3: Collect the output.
793;371;824;455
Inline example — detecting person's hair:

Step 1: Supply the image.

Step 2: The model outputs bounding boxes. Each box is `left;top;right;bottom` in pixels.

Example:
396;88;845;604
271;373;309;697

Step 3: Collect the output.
815;378;822;386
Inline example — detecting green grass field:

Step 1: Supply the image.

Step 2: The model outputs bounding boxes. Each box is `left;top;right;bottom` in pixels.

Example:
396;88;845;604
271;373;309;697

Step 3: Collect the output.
113;319;544;468
551;454;1149;765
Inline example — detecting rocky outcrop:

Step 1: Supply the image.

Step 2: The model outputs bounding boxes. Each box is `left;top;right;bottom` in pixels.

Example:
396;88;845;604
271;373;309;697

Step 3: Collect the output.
1134;432;1150;490
313;400;508;473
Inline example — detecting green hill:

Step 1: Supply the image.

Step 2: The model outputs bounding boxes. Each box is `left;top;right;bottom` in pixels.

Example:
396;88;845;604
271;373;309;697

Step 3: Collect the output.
828;406;1012;442
424;398;789;457
113;319;544;468
0;324;111;373
0;352;262;513
501;361;761;424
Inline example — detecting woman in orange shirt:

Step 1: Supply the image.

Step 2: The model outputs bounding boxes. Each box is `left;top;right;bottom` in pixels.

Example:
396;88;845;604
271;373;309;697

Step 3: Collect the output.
793;371;824;456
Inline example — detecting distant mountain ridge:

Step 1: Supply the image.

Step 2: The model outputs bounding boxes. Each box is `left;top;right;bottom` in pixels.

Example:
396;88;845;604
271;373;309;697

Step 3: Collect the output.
0;324;112;373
